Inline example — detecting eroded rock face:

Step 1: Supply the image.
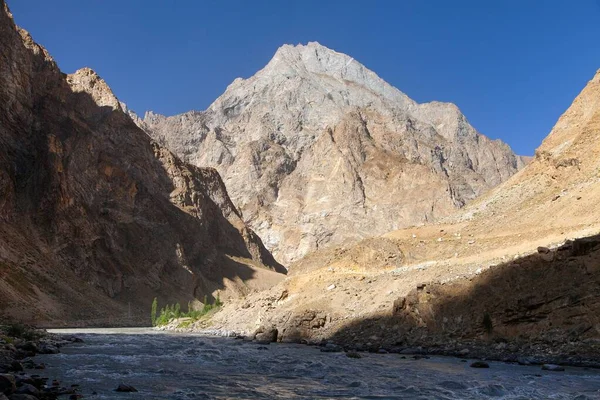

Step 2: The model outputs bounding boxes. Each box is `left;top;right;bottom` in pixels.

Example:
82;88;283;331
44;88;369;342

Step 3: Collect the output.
138;42;525;264
0;0;283;326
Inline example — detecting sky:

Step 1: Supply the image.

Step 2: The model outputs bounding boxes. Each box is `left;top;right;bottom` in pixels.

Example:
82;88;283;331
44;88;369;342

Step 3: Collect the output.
8;1;600;156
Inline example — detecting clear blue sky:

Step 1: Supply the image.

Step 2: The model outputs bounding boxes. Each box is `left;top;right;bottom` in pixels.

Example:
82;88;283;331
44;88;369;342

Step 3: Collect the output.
8;1;600;155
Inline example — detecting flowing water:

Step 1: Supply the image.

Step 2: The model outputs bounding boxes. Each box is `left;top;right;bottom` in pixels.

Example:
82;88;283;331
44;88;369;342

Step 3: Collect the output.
37;328;600;399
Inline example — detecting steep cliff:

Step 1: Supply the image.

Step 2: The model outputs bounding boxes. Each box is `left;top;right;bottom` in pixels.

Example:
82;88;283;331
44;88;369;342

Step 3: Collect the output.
139;42;525;264
0;1;284;326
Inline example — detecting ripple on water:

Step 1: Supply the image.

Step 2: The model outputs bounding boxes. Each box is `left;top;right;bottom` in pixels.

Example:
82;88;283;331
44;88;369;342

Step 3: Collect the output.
36;328;600;399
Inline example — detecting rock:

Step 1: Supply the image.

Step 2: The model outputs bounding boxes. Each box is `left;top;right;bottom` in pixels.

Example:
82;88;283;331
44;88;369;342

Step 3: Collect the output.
115;384;138;392
7;395;38;400
139;42;525;264
15;343;36;354
14;384;38;397
346;351;362;359
537;246;551;254
458;348;470;356
8;363;21;373
494;342;507;350
517;357;536;366
321;343;343;353
399;347;423;355
254;327;278;343
0;375;16;395
37;344;59;354
3;345;16;353
542;364;565;371
14;377;34;387
326;284;336;291
470;361;490;368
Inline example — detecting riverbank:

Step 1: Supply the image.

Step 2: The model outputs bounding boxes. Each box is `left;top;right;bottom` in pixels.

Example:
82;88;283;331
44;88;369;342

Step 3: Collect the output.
150;321;600;370
0;323;82;399
166;230;600;371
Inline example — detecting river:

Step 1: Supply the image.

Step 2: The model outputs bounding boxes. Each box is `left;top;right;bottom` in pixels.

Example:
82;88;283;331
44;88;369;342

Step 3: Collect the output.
36;328;600;399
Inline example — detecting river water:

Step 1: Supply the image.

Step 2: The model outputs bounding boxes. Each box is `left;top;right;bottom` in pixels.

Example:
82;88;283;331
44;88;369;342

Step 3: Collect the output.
37;328;600;399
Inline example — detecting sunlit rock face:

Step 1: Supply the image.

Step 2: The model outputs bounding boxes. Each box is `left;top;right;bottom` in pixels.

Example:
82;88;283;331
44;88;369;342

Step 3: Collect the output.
139;42;525;264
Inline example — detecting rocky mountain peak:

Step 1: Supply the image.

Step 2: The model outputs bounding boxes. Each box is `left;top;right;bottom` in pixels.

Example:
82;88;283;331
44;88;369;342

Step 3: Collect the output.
139;42;526;264
259;42;415;110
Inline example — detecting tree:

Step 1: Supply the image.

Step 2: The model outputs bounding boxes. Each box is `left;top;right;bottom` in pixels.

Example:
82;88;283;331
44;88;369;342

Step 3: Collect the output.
151;297;158;326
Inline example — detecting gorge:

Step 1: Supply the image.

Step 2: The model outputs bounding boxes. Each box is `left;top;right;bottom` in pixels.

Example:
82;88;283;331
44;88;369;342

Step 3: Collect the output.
1;1;600;399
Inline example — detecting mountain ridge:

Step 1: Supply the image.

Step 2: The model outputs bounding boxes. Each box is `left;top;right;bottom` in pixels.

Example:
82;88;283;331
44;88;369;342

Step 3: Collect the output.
0;0;284;326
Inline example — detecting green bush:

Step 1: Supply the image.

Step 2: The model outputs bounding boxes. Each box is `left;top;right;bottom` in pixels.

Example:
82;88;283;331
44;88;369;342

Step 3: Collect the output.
3;323;37;340
152;296;223;327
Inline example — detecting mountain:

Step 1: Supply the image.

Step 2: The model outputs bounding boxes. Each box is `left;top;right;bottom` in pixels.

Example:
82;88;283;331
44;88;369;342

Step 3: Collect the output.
137;42;526;264
0;1;284;326
203;69;600;360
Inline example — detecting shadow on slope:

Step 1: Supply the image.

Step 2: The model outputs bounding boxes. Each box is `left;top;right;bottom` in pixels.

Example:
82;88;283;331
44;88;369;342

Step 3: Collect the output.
328;234;600;362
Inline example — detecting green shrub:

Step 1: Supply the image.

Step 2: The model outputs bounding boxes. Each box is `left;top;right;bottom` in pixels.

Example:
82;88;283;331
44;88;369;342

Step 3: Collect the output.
152;296;223;327
6;323;25;338
151;297;158;326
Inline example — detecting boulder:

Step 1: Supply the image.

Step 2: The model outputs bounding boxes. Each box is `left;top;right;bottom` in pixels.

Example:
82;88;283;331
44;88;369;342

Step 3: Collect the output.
0;375;15;395
537;246;551;254
470;361;490;368
254;327;278;343
15;343;36;354
14;384;38;397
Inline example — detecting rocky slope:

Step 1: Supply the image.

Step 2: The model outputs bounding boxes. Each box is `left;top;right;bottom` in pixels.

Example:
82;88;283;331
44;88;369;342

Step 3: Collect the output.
0;1;284;326
198;69;600;362
138;42;526;264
